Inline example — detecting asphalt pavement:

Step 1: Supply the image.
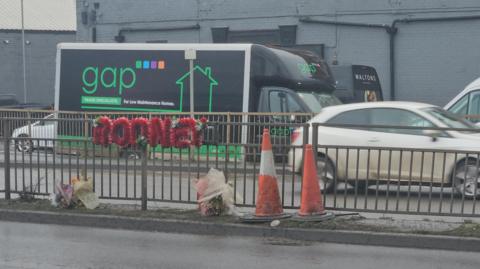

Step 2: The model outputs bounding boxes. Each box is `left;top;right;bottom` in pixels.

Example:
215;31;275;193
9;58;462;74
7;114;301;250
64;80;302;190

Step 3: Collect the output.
0;221;479;269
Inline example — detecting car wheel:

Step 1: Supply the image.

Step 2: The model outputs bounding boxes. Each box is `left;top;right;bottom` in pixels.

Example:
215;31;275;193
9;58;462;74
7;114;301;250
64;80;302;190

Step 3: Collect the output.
317;155;336;193
453;159;480;198
16;134;33;153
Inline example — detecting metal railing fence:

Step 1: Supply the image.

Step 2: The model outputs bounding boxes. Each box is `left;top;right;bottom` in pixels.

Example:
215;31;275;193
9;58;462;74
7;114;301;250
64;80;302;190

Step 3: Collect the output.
1;111;480;217
308;122;480;217
0;114;309;209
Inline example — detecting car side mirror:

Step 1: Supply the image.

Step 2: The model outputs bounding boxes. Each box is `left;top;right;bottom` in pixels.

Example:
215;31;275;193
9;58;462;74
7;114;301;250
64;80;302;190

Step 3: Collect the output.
423;129;441;142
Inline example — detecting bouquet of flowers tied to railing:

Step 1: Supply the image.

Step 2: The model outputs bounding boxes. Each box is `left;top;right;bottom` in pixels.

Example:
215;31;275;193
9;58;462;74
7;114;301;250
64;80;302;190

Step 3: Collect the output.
50;175;99;209
194;168;243;217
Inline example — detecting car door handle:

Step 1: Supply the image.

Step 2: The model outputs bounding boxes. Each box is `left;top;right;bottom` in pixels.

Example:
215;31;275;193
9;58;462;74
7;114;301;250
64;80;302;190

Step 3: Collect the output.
368;138;380;143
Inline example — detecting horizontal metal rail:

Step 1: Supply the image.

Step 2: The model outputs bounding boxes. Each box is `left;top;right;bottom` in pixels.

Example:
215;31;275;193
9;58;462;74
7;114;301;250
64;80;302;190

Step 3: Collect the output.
0;115;479;218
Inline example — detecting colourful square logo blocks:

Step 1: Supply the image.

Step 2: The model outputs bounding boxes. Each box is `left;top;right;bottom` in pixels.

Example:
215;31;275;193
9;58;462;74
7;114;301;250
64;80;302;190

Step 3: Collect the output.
135;59;165;70
158;61;165;69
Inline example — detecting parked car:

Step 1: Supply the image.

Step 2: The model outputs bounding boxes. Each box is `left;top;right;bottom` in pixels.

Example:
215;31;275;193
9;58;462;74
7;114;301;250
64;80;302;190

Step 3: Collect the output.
11;114;56;152
289;101;480;198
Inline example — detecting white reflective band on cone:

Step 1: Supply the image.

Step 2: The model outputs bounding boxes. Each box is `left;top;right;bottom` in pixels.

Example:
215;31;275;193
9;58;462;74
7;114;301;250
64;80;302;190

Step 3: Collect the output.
259;150;277;177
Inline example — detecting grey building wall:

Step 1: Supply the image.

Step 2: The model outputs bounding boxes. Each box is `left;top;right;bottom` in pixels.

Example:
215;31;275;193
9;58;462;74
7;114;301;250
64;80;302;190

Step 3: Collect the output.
0;31;75;105
74;0;480;106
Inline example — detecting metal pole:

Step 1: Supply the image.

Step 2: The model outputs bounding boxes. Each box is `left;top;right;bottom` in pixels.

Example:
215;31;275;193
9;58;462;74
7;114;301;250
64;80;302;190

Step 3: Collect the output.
3;120;11;200
189;59;194;117
184;49;196;160
83;113;88;177
21;0;27;103
189;57;195;161
141;146;148;210
312;123;319;164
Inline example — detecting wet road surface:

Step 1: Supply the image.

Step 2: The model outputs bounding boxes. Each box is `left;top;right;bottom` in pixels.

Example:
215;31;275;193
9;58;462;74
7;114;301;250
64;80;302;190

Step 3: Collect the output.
1;221;479;269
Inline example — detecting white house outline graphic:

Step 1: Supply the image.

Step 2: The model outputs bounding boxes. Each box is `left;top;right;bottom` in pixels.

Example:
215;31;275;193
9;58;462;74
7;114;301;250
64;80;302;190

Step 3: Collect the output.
175;65;218;112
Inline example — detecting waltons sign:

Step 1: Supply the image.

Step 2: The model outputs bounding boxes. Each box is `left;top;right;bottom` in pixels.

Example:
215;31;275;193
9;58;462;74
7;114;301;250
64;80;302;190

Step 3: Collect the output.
354;73;377;82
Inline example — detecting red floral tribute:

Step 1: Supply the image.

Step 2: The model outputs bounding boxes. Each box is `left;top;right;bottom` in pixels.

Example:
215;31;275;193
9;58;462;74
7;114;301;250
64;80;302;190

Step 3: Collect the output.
91;116;207;148
170;117;197;148
193;117;208;147
130;117;149;146
92;116;112;146
149;117;172;147
111;117;131;148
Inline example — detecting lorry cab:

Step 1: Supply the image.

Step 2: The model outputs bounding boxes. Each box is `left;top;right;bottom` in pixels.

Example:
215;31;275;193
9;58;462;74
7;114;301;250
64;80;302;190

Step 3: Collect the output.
330;64;383;104
444;77;480;124
251;45;341;117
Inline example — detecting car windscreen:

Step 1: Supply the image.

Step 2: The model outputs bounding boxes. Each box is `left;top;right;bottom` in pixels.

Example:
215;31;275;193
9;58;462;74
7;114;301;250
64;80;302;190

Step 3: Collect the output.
297;92;342;113
422;107;476;129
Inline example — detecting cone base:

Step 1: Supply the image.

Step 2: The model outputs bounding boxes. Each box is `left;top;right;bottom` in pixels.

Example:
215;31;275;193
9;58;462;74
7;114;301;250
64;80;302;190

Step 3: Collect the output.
239;213;292;223
292;212;335;222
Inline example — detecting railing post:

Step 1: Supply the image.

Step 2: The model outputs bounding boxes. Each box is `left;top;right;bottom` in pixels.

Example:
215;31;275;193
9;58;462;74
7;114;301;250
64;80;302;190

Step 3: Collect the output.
226;112;231;145
3;119;11;200
312;123;319;164
83;113;88;179
225;112;231;176
302;123;309;165
189;113;196;162
27;110;32;137
141;145;148;210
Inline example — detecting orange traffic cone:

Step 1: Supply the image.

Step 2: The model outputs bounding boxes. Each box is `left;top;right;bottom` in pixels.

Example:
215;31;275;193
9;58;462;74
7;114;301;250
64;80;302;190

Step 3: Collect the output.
240;129;291;222
293;144;334;221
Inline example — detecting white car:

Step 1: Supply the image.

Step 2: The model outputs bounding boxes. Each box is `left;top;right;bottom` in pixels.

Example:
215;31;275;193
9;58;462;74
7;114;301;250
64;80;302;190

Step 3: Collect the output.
289;101;480;198
11;114;56;152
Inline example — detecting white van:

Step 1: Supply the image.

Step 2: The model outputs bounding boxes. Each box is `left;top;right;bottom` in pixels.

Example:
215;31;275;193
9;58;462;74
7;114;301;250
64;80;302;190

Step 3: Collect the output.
444;77;480;123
